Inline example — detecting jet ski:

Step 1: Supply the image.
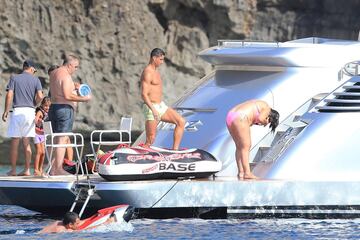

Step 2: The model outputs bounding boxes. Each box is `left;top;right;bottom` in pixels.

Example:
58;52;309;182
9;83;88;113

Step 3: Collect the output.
77;204;134;230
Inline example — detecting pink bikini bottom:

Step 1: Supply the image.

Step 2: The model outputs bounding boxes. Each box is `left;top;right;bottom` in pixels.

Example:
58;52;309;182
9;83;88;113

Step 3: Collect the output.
226;111;248;126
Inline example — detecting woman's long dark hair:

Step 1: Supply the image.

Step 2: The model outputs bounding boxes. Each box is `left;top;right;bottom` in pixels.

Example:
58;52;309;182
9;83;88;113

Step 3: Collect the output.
269;108;279;132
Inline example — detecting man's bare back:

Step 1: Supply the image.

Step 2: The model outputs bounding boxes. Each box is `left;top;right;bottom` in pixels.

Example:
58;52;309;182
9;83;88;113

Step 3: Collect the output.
39;212;82;233
39;221;75;233
39;211;115;234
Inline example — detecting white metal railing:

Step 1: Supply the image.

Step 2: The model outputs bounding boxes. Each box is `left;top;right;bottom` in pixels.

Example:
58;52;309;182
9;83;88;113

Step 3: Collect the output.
89;117;132;173
44;122;85;176
217;39;280;48
342;60;360;76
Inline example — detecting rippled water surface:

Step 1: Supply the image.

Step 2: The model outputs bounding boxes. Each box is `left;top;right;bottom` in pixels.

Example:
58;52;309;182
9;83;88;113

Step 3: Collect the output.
0;205;359;240
0;166;360;239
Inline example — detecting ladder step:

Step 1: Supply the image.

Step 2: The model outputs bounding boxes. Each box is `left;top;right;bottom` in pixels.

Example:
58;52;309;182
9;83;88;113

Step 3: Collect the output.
343;85;360;89
293;115;302;122
333;92;360;96
324;99;360;103
70;185;98;217
271;130;285;145
252;146;270;163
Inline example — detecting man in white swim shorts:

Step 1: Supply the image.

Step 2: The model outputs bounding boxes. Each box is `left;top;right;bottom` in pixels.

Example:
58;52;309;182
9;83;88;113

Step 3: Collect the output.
2;60;43;176
142;101;168;121
140;48;185;150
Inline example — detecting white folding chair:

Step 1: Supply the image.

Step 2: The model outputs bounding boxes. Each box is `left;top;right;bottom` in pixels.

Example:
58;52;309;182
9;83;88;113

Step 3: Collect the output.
43;121;85;175
119;117;132;145
90;116;132;172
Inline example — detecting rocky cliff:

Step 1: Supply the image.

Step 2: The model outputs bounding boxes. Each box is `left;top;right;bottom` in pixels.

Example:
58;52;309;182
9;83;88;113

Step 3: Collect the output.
1;0;359;137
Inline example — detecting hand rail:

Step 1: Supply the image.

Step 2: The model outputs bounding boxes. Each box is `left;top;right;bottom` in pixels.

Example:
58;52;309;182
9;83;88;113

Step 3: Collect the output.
217;39;280;48
342;60;360;76
44;132;85;176
90;129;131;173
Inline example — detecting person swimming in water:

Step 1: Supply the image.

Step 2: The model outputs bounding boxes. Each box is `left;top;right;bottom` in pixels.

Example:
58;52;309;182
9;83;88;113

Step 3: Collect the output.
39;211;115;233
39;212;82;233
226;100;279;179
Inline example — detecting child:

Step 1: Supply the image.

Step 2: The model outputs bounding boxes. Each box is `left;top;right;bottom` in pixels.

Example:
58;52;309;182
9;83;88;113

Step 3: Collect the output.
34;97;51;176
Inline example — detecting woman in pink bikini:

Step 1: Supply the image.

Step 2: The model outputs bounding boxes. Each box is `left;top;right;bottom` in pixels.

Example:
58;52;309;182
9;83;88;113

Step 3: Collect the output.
226;100;279;179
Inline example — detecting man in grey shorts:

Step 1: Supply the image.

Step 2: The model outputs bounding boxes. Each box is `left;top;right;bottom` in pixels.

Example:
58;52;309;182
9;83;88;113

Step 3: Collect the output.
48;55;91;175
2;60;43;176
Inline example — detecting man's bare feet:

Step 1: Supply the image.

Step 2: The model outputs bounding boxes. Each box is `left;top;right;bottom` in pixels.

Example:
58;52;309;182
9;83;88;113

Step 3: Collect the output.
17;170;31;176
34;170;42;176
6;170;17;176
243;172;259;180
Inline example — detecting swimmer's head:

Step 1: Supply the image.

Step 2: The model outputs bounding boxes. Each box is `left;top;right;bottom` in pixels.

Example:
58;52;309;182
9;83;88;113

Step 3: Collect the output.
268;109;279;133
63;212;80;230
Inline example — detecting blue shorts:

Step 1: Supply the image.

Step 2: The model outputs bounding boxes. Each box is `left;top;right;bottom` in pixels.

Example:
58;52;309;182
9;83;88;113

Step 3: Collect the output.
48;104;74;133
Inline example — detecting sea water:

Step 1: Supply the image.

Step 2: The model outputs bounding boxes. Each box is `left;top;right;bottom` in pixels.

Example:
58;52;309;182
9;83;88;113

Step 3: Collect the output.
1;205;359;240
0;167;359;239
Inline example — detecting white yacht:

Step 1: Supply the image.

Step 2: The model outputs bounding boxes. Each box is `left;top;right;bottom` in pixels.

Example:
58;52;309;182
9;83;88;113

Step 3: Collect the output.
1;37;360;218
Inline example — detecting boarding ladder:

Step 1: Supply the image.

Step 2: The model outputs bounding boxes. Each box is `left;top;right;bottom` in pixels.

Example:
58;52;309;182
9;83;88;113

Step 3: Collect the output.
70;121;132;218
250;60;360;166
250;94;325;165
69;158;101;218
64;135;98;218
69;178;98;218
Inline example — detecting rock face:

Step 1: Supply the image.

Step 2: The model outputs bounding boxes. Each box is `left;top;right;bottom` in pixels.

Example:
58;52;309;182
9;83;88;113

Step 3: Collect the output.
1;0;359;137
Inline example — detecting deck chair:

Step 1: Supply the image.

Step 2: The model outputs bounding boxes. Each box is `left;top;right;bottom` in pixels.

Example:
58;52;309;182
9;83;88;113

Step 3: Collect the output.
90;116;132;172
119;117;132;144
43;121;85;175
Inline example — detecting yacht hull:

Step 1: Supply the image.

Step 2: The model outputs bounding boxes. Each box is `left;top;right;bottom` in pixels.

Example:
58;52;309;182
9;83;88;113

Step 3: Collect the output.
0;177;359;218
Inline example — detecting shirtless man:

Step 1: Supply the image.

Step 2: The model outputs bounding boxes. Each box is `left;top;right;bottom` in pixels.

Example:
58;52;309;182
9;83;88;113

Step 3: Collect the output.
141;48;185;150
48;55;90;175
39;212;82;233
39;211;115;233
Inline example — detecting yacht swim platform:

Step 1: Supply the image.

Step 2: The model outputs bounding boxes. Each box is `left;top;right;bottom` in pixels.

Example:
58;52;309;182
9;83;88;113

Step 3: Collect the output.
1;174;360;219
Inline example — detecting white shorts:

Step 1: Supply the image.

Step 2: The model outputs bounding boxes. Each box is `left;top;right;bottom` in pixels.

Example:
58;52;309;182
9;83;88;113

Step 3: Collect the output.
7;107;36;138
142;101;169;121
